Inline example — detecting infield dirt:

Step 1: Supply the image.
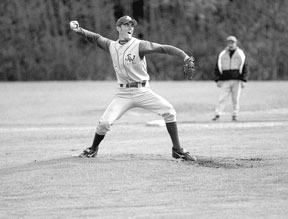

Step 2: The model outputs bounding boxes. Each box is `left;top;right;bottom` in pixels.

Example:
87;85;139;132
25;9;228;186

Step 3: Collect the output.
1;81;288;218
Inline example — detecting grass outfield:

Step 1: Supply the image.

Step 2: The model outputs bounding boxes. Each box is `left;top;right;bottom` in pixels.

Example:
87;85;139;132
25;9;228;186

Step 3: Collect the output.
1;81;288;218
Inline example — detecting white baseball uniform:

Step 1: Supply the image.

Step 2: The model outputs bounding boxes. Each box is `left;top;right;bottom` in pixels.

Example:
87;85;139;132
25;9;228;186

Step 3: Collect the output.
78;29;189;135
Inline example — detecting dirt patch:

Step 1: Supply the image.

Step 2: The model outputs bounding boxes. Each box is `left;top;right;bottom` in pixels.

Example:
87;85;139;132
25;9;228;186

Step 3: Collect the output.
0;155;264;176
194;156;263;169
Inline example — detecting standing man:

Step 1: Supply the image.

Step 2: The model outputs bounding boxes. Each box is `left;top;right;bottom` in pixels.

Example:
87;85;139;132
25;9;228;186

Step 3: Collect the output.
212;36;249;121
69;16;197;161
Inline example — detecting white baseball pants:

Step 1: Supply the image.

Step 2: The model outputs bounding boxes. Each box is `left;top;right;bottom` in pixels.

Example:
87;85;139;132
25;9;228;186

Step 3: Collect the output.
215;80;242;117
96;86;176;135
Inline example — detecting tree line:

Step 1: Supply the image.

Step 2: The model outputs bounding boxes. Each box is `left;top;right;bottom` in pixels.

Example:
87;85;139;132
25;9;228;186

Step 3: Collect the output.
0;0;287;81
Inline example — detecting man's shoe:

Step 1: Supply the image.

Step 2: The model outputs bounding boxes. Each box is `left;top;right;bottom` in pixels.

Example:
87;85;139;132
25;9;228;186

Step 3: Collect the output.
212;115;220;121
79;147;98;158
172;147;197;162
232;116;238;121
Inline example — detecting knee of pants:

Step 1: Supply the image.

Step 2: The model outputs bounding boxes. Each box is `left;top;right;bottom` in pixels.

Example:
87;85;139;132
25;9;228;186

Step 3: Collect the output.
96;118;111;135
162;108;177;123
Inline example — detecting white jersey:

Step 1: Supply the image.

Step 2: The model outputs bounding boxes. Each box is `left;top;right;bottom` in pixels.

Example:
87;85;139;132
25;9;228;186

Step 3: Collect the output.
109;37;149;84
79;29;189;84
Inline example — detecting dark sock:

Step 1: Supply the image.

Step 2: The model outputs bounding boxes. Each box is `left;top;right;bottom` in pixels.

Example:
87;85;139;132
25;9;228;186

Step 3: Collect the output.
165;122;181;151
91;133;105;150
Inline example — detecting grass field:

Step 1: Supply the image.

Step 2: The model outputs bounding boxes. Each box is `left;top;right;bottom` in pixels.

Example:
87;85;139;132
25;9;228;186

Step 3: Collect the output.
1;81;288;219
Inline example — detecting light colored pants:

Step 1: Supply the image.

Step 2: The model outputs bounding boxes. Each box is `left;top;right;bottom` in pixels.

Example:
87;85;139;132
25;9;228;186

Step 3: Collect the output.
215;80;242;117
96;86;176;135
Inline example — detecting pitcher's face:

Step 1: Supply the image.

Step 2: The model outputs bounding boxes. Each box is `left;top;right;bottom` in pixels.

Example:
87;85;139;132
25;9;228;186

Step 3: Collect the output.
117;22;134;41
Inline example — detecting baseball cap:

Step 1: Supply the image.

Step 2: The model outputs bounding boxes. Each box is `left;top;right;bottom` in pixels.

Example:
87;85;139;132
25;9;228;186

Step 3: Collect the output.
227;36;237;42
116;15;137;27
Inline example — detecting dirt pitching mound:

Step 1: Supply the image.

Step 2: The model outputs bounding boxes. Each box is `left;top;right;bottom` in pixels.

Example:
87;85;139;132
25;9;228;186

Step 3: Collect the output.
0;154;266;177
53;154;264;170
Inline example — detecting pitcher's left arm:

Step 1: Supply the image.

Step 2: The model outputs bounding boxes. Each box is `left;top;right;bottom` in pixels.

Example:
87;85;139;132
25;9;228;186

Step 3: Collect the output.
139;40;190;61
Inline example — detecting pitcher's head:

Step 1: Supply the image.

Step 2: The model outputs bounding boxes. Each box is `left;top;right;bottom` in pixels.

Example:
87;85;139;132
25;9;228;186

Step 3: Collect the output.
116;16;137;41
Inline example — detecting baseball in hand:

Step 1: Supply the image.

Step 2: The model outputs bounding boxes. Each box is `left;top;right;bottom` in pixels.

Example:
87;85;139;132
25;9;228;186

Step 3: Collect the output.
70;21;79;30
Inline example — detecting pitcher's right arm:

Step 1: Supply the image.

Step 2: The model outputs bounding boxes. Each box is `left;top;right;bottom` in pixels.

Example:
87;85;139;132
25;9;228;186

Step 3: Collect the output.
70;20;111;52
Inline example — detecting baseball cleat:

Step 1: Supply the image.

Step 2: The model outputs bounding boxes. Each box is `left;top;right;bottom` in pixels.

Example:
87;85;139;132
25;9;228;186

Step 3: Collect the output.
172;147;197;162
79;147;98;158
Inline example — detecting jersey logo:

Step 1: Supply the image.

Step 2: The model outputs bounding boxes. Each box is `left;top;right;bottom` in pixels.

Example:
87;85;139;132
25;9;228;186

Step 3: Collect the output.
125;54;136;63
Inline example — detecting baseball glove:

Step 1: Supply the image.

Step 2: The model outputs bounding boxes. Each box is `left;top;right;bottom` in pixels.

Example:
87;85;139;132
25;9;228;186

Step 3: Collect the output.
183;56;195;80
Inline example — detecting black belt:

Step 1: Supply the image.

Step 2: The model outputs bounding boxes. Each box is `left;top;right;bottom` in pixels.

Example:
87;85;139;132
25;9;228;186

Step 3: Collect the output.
119;81;147;88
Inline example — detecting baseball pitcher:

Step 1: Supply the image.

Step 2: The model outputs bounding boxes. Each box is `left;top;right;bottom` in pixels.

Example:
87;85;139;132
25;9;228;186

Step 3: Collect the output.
70;16;196;161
